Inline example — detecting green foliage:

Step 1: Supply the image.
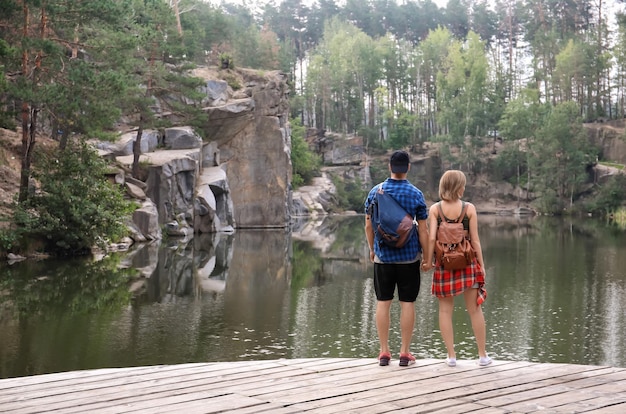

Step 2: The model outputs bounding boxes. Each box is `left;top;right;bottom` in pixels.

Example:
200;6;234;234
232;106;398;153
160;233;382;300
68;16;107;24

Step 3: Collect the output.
612;207;626;229
290;117;321;188
331;175;367;213
388;107;417;149
358;126;382;150
0;255;134;317
0;227;16;252
306;18;381;134
289;93;305;120
584;174;626;217
492;144;527;186
222;74;242;90
219;53;234;69
290;240;323;290
0;40;14;129
368;163;388;186
14;141;134;256
532;101;597;210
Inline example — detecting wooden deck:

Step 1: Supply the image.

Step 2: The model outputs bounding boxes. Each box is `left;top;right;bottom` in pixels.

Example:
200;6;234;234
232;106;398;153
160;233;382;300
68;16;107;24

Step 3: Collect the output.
1;358;625;413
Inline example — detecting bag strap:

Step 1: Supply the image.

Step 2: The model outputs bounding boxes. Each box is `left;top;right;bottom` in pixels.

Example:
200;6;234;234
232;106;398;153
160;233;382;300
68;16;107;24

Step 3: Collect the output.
377;182;409;215
437;201;466;223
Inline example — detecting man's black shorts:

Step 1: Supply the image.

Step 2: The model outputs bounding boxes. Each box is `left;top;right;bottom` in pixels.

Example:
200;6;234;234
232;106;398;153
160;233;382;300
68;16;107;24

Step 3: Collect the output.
374;261;421;302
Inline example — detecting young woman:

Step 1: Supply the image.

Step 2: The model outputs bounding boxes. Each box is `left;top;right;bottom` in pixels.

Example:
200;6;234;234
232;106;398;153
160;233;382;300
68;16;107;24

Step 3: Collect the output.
422;170;491;367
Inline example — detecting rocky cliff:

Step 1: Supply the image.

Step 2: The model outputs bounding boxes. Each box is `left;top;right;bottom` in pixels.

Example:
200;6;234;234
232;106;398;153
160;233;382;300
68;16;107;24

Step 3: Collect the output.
94;67;292;241
194;67;291;229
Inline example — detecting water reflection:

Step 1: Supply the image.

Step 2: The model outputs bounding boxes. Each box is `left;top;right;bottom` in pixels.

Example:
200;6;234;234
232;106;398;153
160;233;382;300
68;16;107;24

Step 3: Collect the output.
0;215;625;379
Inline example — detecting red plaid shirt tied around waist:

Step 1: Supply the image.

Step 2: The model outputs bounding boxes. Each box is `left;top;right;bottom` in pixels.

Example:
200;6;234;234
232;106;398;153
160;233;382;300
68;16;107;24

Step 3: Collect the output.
432;259;486;303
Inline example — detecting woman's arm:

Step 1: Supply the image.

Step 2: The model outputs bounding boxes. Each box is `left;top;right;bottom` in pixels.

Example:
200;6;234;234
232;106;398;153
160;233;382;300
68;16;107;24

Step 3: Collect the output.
467;202;485;270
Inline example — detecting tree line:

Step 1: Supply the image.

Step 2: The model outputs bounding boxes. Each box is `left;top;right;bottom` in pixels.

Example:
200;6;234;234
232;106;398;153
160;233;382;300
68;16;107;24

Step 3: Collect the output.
267;0;625;215
0;0;624;255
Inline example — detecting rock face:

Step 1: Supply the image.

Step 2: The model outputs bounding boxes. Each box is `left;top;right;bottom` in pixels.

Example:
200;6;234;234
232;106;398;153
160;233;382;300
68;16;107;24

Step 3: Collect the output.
111;130;234;240
98;67;292;241
198;68;291;228
585;120;626;165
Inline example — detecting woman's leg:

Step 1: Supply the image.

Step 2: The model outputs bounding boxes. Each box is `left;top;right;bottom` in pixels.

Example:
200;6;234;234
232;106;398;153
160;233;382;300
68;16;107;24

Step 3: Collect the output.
438;296;456;358
463;288;487;357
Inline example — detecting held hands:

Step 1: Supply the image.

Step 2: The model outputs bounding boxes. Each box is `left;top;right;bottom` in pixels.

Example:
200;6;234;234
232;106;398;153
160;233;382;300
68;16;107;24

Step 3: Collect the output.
420;260;433;272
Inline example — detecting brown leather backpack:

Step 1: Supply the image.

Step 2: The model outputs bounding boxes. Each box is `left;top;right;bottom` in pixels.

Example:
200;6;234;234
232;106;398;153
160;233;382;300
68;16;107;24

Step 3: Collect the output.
435;201;476;270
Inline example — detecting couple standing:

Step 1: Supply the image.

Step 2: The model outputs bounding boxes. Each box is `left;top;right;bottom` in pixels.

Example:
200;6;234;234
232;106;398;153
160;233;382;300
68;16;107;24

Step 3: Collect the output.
364;150;492;367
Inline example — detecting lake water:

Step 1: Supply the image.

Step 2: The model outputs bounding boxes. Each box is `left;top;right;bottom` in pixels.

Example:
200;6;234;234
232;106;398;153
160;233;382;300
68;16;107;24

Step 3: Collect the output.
1;215;625;379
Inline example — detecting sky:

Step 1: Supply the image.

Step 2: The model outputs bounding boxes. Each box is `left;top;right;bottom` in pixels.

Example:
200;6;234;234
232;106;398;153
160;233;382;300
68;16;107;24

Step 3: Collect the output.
207;0;451;10
207;0;626;30
206;0;624;16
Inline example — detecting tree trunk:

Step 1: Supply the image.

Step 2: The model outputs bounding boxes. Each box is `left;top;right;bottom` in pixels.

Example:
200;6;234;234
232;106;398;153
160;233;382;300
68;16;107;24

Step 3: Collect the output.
172;0;182;37
18;2;31;203
132;117;144;178
19;103;32;203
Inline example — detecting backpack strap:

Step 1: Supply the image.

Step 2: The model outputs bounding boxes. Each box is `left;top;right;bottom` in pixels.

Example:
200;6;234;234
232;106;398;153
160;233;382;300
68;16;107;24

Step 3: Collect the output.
377;182;409;215
437;201;466;223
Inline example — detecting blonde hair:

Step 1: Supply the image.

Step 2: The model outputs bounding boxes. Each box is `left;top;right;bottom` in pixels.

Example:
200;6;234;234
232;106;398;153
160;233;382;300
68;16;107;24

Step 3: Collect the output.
438;170;466;201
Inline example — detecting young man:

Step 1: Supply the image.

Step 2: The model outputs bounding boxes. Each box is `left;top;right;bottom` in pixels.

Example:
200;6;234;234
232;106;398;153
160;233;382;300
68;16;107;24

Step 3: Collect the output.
364;150;430;366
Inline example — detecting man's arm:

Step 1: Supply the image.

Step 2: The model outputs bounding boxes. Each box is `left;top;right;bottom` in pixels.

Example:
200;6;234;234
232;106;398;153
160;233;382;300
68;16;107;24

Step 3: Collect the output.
365;214;375;263
416;219;430;264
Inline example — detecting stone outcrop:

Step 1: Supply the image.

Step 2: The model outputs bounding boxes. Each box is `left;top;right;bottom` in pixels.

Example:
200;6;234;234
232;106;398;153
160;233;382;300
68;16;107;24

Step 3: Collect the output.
292;133;370;217
116;134;237;239
95;67;292;242
292;173;337;218
585;120;626;165
195;166;234;233
196;68;291;228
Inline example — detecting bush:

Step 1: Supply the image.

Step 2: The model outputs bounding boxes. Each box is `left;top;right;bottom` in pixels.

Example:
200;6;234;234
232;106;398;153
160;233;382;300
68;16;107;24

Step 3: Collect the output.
584;174;626;217
0;228;16;253
332;175;367;213
14;140;134;255
290;117;321;189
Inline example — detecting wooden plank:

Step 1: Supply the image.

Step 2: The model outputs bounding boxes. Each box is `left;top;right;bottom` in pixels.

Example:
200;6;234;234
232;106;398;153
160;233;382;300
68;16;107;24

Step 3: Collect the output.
0;360;297;402
0;364;281;410
259;361;602;413
89;393;265;414
503;378;626;412
0;359;360;414
0;363;223;390
252;360;514;404
0;358;624;414
0;363;308;414
550;399;626;413
282;363;521;413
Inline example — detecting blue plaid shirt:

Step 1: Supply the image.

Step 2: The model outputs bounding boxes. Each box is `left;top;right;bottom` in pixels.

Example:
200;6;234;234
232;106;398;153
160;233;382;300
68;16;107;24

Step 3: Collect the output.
364;178;428;263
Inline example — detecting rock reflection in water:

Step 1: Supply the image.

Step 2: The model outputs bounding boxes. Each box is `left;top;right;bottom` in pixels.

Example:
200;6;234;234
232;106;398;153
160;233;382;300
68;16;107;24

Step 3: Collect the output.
125;228;292;305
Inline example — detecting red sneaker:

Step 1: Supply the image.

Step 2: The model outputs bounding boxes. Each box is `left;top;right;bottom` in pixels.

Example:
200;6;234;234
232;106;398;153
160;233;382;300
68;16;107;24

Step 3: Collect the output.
378;351;391;366
399;353;416;366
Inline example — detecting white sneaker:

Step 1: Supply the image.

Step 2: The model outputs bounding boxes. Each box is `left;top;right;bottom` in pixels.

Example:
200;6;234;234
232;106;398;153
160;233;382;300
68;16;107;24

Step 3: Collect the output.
446;357;456;367
478;356;493;366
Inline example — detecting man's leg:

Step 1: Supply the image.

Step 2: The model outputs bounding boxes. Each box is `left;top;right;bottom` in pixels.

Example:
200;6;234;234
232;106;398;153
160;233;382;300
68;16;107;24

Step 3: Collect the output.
376;299;392;355
396;261;420;356
399;300;415;354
